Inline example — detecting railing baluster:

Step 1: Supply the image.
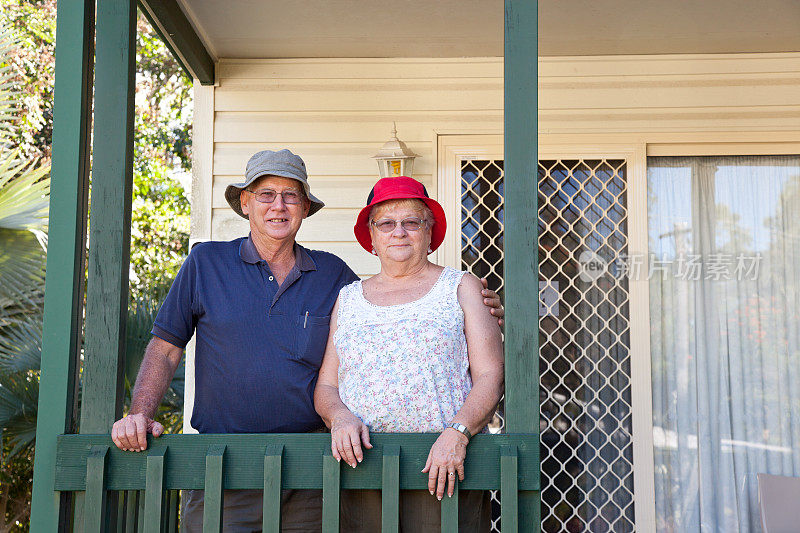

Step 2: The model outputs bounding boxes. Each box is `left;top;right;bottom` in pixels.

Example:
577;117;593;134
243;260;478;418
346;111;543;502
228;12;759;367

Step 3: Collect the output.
167;490;179;532
263;444;283;532
161;489;169;531
115;490;125;533
203;444;226;532
116;491;126;533
322;451;341;533
381;445;400;533
501;445;519;533
440;481;459;532
84;445;109;533
137;490;145;533
124;490;138;532
143;448;166;533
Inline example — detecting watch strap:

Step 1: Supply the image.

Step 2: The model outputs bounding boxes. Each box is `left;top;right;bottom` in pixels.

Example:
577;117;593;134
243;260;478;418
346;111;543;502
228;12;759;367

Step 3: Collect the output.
447;422;472;440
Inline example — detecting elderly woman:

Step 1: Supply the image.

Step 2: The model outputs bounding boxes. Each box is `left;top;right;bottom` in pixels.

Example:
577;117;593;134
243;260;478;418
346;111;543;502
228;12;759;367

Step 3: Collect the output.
314;176;504;532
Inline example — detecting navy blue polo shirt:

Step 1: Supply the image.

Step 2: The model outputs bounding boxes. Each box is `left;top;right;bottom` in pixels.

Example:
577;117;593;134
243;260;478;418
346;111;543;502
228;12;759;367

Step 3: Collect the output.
151;235;358;434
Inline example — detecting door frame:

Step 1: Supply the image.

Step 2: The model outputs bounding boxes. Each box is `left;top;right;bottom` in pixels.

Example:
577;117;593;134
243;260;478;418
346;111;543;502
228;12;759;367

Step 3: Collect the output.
437;135;505;269
437;133;656;531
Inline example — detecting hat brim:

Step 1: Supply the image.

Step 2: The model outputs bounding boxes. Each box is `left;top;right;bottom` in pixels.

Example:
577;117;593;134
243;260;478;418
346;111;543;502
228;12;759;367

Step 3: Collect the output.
225;172;325;219
354;196;446;255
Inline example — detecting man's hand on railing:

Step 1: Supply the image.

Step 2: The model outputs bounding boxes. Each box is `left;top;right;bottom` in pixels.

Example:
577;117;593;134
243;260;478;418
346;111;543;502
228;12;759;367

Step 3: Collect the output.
480;278;504;327
422;428;468;500
111;413;164;452
330;410;372;469
111;337;180;452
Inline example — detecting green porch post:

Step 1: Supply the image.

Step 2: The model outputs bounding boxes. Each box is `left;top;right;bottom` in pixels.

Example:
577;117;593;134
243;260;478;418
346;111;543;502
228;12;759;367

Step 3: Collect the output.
504;0;540;531
80;0;137;433
75;1;136;528
29;0;95;530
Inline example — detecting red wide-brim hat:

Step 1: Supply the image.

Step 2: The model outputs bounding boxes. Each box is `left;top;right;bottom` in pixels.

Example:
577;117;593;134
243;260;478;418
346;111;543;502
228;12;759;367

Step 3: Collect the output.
354;176;447;254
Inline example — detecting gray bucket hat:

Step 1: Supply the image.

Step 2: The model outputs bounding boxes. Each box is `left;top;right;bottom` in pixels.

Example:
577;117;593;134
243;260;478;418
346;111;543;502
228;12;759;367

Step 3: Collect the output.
225;149;325;218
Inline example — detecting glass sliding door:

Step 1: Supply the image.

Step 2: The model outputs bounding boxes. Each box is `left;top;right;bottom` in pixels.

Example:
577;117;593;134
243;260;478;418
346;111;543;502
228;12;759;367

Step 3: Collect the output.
647;155;800;532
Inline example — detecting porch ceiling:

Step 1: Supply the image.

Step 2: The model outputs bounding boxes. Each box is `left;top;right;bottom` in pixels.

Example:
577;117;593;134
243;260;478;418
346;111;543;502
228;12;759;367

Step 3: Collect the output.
175;0;800;60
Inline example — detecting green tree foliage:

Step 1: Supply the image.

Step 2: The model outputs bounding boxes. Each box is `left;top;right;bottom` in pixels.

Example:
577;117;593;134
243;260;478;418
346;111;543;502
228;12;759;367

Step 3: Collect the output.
0;11;50;530
1;0;55;161
131;16;192;300
0;3;192;528
0;8;49;459
1;1;192;301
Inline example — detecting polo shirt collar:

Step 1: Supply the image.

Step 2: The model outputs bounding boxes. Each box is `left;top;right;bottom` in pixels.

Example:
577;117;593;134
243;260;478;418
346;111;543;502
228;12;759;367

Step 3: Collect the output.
239;234;317;272
294;242;316;272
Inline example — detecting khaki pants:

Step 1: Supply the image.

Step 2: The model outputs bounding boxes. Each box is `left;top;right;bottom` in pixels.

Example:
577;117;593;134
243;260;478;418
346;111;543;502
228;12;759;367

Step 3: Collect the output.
182;489;322;532
340;489;491;533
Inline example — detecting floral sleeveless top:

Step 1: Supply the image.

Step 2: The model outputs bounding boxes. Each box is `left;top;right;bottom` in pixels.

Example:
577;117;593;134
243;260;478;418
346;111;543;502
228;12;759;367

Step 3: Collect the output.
333;267;472;433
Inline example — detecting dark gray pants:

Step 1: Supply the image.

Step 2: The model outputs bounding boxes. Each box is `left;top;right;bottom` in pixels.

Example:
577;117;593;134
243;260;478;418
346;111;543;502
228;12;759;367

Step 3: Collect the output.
182;489;322;532
340;489;491;533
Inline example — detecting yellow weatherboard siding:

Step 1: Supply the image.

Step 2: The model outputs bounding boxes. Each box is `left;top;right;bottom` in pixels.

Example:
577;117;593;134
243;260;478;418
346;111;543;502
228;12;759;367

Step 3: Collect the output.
193;54;800;277
206;58;504;277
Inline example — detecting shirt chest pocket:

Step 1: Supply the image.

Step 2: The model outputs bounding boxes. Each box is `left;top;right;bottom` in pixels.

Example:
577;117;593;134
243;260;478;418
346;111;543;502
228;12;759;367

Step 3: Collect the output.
294;314;331;367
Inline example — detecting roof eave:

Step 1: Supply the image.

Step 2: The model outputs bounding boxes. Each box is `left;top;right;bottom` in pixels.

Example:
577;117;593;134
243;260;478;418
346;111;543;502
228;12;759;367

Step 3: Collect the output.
138;0;215;85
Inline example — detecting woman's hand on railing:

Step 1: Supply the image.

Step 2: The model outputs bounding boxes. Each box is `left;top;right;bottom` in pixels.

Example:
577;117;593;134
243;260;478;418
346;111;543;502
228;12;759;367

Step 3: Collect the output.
422;428;469;500
111;413;164;452
330;410;372;468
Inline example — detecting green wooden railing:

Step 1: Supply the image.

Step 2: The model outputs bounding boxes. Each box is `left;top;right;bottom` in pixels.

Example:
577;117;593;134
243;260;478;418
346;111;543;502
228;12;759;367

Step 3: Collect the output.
56;433;539;532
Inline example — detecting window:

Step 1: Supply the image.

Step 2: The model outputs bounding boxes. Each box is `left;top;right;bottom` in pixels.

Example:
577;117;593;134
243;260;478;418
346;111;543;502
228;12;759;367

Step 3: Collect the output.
647;155;800;532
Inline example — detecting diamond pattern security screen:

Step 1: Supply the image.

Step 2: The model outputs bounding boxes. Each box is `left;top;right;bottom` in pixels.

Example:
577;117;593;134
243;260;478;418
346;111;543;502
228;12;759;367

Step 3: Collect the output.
460;158;635;532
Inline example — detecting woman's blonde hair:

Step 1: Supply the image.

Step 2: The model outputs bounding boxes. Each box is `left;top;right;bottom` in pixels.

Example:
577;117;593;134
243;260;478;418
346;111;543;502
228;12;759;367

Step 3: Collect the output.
368;198;434;226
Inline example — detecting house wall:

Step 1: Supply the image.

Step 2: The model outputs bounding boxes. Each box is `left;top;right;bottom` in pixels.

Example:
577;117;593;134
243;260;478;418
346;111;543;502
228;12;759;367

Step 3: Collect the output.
537;53;800;148
195;58;505;277
186;54;800;461
193;53;800;268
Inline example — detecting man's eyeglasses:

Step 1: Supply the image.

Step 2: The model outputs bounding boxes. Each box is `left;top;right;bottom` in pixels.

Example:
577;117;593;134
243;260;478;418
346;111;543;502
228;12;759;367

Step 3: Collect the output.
246;188;303;205
371;217;428;233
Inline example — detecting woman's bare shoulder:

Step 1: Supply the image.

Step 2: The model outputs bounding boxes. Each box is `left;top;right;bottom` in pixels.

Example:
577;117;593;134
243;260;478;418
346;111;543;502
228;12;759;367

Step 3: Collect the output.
457;270;483;289
456;271;484;303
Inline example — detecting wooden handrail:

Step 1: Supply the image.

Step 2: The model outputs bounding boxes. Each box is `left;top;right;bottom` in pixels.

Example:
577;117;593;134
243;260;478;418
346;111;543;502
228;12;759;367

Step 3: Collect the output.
56;433;539;492
57;433;538;532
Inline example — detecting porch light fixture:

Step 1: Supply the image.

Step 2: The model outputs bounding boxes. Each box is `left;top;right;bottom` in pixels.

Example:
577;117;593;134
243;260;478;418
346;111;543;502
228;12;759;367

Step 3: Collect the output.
372;122;418;179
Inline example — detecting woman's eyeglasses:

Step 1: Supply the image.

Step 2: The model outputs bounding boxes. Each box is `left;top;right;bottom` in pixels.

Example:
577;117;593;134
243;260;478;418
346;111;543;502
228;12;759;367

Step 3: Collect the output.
371;217;428;233
246;188;303;205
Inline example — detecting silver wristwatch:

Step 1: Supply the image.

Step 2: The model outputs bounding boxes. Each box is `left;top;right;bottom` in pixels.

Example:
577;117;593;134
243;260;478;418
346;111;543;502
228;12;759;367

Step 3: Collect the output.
447;422;472;441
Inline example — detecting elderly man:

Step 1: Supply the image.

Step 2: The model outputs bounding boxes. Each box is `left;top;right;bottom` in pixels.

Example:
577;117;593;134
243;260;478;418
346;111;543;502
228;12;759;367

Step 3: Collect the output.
111;149;503;531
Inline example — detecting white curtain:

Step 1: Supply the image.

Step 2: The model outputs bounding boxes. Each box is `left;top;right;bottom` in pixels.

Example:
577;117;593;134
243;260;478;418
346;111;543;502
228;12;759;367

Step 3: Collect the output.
647;156;800;532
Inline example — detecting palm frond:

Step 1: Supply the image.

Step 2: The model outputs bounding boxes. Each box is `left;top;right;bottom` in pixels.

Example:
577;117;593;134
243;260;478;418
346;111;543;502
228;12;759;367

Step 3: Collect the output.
0;316;41;373
0;291;44;321
0;150;50;231
0;371;39;457
0;228;46;307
